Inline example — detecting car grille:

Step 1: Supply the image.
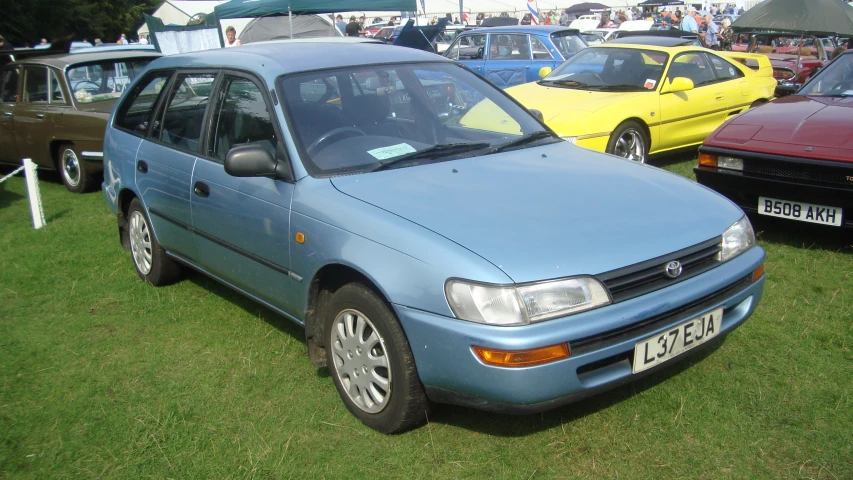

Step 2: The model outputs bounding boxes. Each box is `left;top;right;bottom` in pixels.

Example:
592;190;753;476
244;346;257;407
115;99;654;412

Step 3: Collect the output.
596;237;722;304
744;158;853;188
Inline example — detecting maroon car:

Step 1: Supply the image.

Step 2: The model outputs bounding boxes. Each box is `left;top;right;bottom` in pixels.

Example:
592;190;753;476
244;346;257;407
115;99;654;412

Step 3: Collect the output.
695;49;853;229
746;33;837;85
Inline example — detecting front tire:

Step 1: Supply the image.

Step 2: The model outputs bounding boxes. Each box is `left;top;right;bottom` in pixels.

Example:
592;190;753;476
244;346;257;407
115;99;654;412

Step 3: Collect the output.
126;198;181;286
606;121;649;163
325;282;428;433
58;143;94;193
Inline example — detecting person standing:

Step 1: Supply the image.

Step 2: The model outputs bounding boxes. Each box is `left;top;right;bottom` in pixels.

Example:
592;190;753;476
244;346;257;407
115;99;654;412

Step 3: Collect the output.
117;33;127;44
224;26;241;47
701;15;719;50
0;35;12;51
138;34;148;45
335;15;347;35
345;16;362;37
559;8;569;26
680;8;699;33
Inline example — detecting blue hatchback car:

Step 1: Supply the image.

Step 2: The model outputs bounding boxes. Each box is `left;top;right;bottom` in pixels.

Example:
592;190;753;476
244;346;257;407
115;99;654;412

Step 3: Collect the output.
443;26;588;88
103;38;765;433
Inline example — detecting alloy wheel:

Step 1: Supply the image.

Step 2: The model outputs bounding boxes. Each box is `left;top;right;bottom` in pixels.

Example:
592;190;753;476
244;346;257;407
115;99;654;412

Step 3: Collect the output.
613;129;646;163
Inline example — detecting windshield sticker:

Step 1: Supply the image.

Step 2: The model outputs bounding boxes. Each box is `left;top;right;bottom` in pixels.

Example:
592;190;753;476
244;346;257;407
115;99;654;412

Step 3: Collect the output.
644;79;657;89
729;67;736;77
367;143;417;160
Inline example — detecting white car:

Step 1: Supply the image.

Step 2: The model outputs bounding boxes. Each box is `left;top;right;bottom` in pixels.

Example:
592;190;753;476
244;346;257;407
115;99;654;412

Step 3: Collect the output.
434;26;468;53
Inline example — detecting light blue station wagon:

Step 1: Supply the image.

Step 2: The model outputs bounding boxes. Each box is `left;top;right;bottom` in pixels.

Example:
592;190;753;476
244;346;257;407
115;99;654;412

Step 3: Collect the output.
103;38;765;433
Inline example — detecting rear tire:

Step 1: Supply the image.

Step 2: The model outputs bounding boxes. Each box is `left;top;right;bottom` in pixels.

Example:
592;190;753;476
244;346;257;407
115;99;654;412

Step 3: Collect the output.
58;143;94;193
126;198;181;286
606;121;649;163
325;282;429;434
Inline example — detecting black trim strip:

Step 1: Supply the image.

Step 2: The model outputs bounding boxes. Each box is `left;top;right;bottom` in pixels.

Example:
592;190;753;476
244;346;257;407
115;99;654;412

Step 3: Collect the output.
148;208;300;280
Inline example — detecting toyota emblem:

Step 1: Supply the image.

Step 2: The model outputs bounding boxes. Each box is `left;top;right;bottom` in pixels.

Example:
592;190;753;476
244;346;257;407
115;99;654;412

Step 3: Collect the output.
665;261;683;279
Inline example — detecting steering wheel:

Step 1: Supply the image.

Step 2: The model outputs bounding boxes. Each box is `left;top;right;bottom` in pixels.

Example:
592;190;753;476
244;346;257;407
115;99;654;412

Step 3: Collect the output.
307;127;366;155
74;80;101;92
577;70;604;83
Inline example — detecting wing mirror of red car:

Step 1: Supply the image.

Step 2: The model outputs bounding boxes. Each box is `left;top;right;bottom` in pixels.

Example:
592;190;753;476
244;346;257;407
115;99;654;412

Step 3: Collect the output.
225;144;289;180
774;83;800;97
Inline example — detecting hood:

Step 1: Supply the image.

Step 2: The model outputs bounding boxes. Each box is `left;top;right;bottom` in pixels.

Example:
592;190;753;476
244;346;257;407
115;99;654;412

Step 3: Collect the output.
393;18;448;51
507;81;648;127
331;141;743;283
707;95;853;161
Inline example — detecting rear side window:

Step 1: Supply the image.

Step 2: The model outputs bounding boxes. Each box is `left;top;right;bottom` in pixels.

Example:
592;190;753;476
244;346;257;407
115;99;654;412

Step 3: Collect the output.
0;66;19;103
706;53;744;82
114;72;172;135
157;74;216;152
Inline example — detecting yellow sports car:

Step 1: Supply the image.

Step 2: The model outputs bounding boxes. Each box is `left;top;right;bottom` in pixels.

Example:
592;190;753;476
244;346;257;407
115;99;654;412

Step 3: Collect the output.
502;37;777;163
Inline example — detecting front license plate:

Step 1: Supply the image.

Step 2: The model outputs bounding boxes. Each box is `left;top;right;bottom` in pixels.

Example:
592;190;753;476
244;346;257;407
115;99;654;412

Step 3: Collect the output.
632;308;723;374
758;197;842;226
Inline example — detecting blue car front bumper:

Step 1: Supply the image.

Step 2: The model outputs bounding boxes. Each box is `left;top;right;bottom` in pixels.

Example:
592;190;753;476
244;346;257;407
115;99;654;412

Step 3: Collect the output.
395;246;765;413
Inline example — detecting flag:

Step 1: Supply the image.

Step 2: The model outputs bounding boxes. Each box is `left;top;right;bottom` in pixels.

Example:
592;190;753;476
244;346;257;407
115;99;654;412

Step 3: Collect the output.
527;0;539;25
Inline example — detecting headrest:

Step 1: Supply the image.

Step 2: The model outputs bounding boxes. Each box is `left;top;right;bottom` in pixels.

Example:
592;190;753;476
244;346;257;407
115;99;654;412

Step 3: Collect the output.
343;94;391;124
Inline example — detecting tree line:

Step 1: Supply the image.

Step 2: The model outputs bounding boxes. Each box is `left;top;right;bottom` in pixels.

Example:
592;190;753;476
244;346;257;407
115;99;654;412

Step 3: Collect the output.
1;0;160;46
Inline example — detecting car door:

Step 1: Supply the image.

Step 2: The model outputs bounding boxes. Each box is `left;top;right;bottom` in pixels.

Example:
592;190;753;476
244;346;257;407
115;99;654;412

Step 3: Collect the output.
658;51;730;150
704;52;752;117
445;33;486;75
190;72;298;314
483;33;532;88
136;71;216;261
14;65;55;167
0;65;21;164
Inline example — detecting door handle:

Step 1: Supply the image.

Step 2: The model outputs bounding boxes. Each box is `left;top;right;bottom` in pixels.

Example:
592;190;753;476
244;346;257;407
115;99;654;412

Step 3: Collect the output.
35;113;45;119
193;181;210;198
137;160;148;173
716;94;726;101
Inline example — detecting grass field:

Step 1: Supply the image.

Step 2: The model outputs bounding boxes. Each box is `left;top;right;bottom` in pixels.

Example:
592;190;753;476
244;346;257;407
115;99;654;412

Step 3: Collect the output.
1;160;852;479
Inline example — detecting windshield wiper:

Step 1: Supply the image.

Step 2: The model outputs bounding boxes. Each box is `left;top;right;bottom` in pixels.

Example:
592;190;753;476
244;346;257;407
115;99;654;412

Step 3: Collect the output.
593;84;647;91
489;131;557;154
371;142;490;172
538;79;591;89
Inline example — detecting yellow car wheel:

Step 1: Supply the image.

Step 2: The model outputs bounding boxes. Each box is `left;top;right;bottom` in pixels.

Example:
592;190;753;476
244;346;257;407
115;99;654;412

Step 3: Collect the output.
606;121;649;164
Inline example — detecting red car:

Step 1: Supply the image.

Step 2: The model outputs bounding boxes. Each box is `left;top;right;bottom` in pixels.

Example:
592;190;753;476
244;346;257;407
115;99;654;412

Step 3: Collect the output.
746;33;837;85
695;49;853;230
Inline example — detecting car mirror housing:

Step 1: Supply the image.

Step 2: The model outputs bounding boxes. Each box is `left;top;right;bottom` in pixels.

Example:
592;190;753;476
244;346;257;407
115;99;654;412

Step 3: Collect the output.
661;77;694;94
225;144;282;179
774;83;799;97
538;66;552;79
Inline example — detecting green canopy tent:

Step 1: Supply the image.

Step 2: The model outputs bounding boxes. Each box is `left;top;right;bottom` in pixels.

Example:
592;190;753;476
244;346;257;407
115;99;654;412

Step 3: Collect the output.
731;0;853;35
214;0;417;19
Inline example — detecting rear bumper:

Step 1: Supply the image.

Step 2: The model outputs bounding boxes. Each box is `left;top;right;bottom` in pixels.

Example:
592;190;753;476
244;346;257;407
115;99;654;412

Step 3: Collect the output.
395;246;765;413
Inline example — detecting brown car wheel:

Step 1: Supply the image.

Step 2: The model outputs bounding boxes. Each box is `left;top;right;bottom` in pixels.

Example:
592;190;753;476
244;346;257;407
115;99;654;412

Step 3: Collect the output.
58;143;94;193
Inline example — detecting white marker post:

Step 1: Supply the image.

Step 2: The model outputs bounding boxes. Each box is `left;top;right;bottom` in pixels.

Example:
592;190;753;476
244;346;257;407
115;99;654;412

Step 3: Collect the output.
23;158;45;229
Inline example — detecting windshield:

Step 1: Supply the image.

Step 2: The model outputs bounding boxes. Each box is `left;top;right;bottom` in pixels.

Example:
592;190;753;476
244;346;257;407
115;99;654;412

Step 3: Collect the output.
550;31;587;59
798;53;853;97
278;62;552;177
542;47;668;91
67;58;153;103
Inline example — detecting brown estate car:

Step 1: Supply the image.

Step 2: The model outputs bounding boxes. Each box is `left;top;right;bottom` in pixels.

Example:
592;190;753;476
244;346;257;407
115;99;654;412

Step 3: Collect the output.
0;49;160;192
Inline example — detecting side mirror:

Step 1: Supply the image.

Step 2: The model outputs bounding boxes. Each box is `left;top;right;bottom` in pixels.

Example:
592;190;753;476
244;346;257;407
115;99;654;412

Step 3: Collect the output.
528;109;544;122
774;83;799;97
225;144;279;178
538;66;552;79
661;77;695;94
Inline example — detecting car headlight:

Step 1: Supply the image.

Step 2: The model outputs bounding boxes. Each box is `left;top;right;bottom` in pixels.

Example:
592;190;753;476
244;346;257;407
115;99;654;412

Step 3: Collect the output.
445;277;611;326
562;136;578;144
720;216;755;262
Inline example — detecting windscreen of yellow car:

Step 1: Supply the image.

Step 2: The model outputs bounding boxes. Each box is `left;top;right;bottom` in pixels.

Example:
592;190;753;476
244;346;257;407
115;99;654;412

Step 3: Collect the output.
541;47;669;91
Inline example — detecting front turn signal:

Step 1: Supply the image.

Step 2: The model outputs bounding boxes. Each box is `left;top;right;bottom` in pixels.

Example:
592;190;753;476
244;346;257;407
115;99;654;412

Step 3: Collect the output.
698;152;718;168
752;264;765;282
472;343;570;368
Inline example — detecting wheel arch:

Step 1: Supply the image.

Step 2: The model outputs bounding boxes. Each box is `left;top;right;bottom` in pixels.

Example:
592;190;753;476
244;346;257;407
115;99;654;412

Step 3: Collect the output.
116;188;139;251
304;262;396;368
49;140;74;171
619;117;652;150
